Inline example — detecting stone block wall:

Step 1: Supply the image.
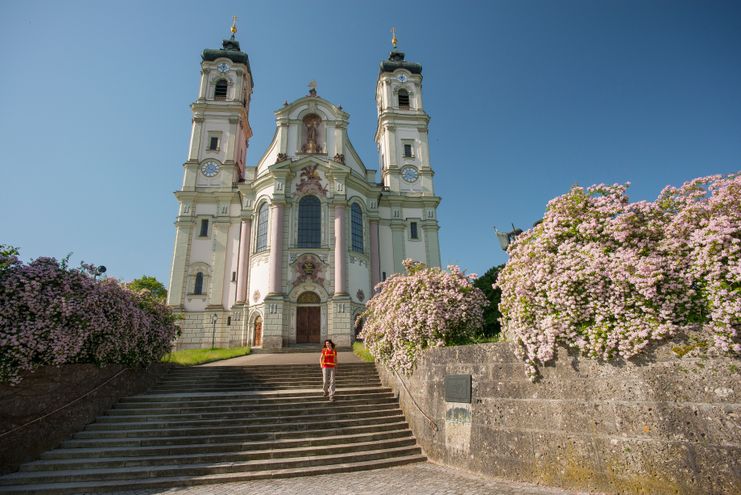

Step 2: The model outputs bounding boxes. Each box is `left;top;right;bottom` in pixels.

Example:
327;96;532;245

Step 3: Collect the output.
376;340;740;494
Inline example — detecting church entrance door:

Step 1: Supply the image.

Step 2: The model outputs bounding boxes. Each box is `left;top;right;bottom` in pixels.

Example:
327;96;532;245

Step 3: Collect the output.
296;307;320;343
296;291;321;343
254;316;262;347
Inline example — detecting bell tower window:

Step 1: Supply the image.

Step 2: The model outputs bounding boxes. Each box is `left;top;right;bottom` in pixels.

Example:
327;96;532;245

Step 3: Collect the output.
398;89;410;109
214;79;228;100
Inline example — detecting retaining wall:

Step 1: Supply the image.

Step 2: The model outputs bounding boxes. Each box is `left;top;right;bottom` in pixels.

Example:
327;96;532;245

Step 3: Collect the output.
377;340;740;494
0;363;170;474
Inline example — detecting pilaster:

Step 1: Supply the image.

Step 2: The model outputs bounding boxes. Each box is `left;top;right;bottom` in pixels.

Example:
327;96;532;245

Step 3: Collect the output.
167;217;194;307
208;221;230;308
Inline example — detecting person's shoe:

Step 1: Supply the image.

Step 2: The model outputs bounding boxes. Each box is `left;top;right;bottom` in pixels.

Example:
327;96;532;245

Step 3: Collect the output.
329;397;335;402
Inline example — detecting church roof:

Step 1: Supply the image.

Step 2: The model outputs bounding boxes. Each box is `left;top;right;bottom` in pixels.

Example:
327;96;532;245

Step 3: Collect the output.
379;50;422;75
202;38;254;86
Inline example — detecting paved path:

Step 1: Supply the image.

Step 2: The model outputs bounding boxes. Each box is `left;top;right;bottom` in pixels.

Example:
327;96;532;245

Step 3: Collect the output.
199;350;363;366
104;462;598;495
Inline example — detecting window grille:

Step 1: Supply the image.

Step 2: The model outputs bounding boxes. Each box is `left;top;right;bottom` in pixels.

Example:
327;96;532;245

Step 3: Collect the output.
214;79;228;100
398;89;410;109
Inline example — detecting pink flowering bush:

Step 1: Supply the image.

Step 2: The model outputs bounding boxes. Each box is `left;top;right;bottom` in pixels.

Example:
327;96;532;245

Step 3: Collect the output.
358;259;488;374
497;174;740;380
0;253;178;384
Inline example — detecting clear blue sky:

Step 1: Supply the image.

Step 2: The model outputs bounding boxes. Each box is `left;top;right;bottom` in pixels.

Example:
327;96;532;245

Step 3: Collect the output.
1;0;739;284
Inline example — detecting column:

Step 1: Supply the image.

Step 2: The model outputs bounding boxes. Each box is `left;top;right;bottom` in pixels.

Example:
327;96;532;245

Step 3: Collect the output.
369;219;380;290
268;203;284;295
235;218;252;303
334;205;347;295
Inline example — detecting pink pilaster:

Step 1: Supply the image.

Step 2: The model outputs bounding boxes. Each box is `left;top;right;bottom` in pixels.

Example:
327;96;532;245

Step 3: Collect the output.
334;205;347;295
369;219;380;290
235;219;252;303
268;203;284;295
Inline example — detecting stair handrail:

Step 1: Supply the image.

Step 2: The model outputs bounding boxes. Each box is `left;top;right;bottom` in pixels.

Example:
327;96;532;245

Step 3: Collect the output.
392;368;439;432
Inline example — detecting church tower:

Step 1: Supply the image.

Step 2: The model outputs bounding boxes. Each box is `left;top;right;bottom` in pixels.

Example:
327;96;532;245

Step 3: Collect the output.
167;20;254;340
374;33;441;273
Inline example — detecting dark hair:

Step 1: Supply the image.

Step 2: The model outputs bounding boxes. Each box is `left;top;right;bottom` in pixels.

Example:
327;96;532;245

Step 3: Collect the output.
323;339;335;349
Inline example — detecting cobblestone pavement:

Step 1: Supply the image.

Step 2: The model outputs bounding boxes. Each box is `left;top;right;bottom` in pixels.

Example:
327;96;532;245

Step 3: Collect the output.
106;462;601;495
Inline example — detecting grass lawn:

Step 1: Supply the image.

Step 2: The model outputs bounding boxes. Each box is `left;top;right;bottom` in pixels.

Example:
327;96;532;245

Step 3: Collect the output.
352;341;375;362
162;347;251;366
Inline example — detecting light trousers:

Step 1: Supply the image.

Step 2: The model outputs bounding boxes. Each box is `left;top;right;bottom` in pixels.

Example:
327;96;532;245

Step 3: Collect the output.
322;367;336;398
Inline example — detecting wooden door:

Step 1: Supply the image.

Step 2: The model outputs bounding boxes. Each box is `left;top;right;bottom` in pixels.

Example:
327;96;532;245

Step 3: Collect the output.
296;307;320;343
254;317;262;347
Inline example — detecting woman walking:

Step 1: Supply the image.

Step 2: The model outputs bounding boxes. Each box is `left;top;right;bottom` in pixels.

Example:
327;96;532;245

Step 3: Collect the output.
320;339;337;402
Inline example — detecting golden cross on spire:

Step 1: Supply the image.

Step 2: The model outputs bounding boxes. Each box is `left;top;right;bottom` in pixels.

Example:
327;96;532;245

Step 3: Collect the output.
231;16;238;35
391;27;397;49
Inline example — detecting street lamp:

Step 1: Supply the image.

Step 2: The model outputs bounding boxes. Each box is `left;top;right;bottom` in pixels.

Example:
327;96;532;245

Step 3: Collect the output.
210;313;218;349
494;225;523;252
94;266;107;280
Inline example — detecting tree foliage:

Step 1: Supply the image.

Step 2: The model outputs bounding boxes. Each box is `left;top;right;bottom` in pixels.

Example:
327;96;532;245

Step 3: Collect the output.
0;253;178;384
128;275;168;303
472;264;505;338
358;259;488;374
497;174;740;380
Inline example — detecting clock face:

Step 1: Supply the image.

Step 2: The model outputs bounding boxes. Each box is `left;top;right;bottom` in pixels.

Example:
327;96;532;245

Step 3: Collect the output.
217;63;230;73
201;161;220;177
397;74;408;83
401;166;419;183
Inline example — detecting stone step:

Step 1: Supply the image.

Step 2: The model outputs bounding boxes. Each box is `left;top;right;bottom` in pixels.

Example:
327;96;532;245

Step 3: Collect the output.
82;408;403;433
108;394;397;414
61;420;411;449
165;363;376;373
97;401;400;423
118;386;390;403
23;437;418;472
0;445;423;485
147;382;381;393
42;428;413;460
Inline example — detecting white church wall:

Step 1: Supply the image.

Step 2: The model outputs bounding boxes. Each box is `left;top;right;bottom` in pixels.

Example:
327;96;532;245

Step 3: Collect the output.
195;203;217;216
189;239;212;264
378;223;395;278
248;255;270;305
348;258;371;303
404;233;427;265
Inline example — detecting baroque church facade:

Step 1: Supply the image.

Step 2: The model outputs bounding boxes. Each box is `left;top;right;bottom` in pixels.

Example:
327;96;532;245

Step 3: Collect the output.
167;30;441;349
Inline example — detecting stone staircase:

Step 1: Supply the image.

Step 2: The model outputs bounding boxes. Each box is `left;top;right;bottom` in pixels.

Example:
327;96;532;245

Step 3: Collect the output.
0;362;425;494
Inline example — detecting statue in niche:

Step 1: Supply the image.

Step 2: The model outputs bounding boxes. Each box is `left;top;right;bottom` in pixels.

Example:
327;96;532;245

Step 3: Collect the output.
302;114;321;154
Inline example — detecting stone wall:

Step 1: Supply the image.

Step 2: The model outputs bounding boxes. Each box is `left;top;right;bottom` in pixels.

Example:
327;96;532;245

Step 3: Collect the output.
376;340;740;494
0;364;170;474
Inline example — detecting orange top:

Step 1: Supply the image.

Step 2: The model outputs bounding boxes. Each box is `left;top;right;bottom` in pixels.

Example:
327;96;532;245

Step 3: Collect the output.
320;348;337;368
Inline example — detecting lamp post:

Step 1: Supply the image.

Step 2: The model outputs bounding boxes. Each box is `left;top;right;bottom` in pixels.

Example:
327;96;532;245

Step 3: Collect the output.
210;313;218;349
494;224;523;252
94;266;107;280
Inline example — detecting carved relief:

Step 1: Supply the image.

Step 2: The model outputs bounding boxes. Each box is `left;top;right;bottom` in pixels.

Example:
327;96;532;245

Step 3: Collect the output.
356;289;365;302
295;165;328;197
253;290;261;303
276;153;288;163
333;153;345;164
292;253;326;288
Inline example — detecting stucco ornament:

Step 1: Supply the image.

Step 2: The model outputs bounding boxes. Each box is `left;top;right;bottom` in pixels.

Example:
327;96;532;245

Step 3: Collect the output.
292;253;325;288
295;165;328;197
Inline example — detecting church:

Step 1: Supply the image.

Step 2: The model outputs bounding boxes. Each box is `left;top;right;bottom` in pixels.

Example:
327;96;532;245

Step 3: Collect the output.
167;25;441;350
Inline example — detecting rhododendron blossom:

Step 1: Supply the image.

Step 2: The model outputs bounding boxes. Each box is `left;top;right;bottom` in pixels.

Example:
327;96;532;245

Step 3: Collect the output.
0;254;178;384
497;174;740;380
358;259;488;374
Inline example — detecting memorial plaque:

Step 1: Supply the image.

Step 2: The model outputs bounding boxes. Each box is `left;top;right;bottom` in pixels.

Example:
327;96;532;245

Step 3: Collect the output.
444;374;472;403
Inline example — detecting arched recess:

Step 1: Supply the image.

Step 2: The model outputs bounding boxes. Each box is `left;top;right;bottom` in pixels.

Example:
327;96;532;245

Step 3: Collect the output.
187;262;212;296
248;310;264;347
295;290;321;343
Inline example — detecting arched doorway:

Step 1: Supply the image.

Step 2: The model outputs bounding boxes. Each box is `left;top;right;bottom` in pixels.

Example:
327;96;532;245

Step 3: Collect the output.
296;291;321;343
253;316;263;347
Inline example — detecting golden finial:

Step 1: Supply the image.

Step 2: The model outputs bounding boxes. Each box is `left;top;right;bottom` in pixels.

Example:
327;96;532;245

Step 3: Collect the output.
231;16;238;35
391;27;397;49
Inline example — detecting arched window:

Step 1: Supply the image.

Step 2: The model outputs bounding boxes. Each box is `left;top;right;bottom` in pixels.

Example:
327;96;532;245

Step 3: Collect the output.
351;203;363;252
297;291;320;304
298;195;321;248
256;203;269;252
398;89;410;109
194;272;204;295
214;79;228;100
